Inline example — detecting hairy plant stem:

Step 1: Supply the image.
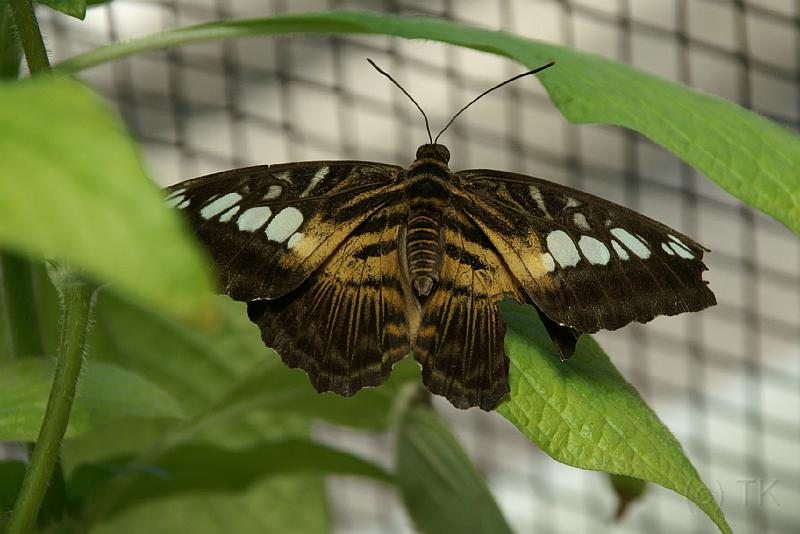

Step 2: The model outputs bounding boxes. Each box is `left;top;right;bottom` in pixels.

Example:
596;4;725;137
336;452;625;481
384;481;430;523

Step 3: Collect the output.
7;0;49;73
5;270;96;534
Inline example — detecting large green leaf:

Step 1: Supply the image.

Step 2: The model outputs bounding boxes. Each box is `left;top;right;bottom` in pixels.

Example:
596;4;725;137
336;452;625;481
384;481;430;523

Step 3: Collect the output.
0;77;215;321
396;406;512;534
0;359;184;441
69;439;392;518
55;11;800;233
496;301;730;534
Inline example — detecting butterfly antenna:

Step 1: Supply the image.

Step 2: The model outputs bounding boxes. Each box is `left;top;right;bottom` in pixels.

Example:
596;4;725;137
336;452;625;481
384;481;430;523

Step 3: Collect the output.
434;60;556;144
367;58;433;145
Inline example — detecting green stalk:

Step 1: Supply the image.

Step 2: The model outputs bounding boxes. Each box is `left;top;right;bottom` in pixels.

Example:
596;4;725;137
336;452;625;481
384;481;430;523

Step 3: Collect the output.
8;0;49;73
5;269;96;534
0;2;23;78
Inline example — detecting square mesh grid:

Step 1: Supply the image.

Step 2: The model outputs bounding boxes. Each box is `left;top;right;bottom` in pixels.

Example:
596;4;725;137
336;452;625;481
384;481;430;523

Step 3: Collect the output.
36;0;800;532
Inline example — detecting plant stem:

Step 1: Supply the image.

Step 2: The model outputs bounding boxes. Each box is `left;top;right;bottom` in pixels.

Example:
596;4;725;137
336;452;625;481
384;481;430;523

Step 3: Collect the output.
0;2;23;79
5;271;96;534
0;254;45;360
8;0;49;74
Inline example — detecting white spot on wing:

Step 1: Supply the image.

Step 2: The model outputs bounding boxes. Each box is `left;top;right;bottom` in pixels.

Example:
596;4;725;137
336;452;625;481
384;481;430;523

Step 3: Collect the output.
529;186;553;220
573;212;591;231
301;166;329;197
546;230;580;267
541;252;556;272
287;232;304;249
565;197;581;209
219;205;240;223
264;185;282;200
661;242;676;255
165;194;185;208
578;236;610;265
166;188;185;200
237;206;272;232
201;193;241;220
669;242;695;259
668;234;689;248
177;199;190;209
611;239;629;260
667;234;695;258
265;207;304;242
610;228;650;259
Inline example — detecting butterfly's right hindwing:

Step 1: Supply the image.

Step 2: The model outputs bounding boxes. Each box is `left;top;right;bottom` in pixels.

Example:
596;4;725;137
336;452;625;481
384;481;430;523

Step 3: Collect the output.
167;162;404;301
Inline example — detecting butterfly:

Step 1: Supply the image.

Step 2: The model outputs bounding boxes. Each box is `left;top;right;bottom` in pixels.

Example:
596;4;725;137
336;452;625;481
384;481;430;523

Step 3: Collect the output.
165;61;716;411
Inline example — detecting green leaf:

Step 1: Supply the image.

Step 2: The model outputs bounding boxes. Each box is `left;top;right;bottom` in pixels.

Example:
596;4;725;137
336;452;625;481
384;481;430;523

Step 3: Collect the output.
496;301;730;534
0;76;216;322
0;359;185;441
37;0;86;19
55;11;800;233
396;406;512;534
68;439;392;518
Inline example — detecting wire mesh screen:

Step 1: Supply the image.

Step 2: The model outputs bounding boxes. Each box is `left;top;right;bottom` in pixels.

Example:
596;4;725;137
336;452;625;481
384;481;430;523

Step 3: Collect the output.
39;0;799;532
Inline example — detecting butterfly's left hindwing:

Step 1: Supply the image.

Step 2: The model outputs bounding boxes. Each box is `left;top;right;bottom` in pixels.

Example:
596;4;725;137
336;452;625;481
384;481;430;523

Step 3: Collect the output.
455;169;716;342
167;162;404;301
247;201;415;396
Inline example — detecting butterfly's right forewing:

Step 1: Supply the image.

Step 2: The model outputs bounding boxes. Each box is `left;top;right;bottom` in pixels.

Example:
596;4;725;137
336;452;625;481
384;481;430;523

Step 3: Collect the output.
167;162;405;301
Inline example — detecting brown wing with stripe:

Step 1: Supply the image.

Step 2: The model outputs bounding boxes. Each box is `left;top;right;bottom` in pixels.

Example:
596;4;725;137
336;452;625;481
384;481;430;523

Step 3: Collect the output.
166;161;404;301
454;169;716;354
413;208;525;411
247;201;417;396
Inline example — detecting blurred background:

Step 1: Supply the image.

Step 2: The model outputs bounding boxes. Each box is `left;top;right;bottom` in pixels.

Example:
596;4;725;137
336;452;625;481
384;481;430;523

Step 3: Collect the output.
33;0;800;532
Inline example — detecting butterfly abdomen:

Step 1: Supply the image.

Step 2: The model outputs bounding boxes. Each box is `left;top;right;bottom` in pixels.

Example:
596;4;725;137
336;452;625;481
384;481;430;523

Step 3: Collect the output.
404;171;450;297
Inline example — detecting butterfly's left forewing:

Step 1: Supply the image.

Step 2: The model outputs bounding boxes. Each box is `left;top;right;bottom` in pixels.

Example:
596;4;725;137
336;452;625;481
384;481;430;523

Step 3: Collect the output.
454;169;716;347
167;161;404;301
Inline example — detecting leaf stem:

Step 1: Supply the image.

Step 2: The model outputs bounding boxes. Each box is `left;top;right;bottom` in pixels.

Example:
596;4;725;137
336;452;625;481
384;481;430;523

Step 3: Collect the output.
8;0;49;74
5;269;96;534
0;3;23;79
0;254;45;360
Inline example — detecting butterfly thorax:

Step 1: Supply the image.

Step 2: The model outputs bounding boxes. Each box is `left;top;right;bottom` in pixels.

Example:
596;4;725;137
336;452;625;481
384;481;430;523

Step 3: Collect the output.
404;144;453;298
